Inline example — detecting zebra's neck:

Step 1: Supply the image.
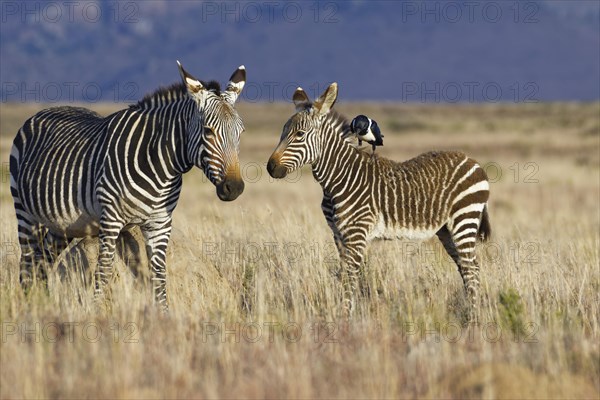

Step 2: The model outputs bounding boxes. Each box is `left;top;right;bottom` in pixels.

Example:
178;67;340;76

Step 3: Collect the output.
129;93;198;176
312;115;367;195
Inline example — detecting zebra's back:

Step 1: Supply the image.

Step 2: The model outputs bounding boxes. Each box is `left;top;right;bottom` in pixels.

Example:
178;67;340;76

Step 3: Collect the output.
10;106;111;237
369;151;489;240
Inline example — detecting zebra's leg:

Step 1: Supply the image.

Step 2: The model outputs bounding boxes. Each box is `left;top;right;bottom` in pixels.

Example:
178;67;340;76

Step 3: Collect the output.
337;232;368;317
322;196;370;316
437;225;469;316
95;218;125;303
441;217;482;321
140;217;172;312
16;216;48;289
43;231;70;265
321;195;343;277
436;225;463;273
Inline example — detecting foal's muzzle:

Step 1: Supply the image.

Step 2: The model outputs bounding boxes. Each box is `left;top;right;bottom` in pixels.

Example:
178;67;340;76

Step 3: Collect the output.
267;157;287;179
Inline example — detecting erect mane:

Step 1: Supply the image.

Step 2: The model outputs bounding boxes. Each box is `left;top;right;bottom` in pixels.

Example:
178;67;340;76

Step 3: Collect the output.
318;107;353;141
329;109;352;136
131;80;222;109
298;102;351;138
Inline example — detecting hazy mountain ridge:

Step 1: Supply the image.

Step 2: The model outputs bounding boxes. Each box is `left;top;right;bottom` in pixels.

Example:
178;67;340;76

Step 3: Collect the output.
1;1;598;102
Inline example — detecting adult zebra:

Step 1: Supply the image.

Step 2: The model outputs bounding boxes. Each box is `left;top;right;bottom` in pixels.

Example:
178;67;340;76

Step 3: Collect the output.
267;83;491;319
10;62;246;310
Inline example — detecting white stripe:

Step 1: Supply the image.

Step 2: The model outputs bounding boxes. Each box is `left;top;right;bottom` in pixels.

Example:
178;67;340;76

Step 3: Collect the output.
455;165;480;187
455;236;477;247
453;180;489;205
453;227;478;241
451;217;480;233
451;203;485;221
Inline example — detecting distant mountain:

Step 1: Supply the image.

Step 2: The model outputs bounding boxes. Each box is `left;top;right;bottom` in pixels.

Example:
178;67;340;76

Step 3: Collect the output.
1;1;598;103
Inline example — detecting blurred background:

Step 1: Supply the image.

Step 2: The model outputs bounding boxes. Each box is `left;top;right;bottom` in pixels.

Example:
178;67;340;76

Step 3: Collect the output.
1;3;599;398
1;0;599;103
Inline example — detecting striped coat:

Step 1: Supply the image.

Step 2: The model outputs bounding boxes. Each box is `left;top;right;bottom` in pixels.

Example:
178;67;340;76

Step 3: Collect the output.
268;83;490;318
10;63;246;310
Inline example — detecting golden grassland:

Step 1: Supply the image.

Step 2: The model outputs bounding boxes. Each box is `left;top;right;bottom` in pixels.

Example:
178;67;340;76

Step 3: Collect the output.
0;101;599;399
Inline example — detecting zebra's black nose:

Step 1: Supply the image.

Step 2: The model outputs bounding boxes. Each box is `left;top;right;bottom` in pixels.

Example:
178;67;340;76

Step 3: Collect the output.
217;178;244;201
267;158;287;179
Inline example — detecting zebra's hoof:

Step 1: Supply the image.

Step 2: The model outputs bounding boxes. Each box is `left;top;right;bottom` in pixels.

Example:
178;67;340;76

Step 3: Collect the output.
19;270;33;291
464;306;479;324
93;295;111;313
19;269;48;292
341;298;355;319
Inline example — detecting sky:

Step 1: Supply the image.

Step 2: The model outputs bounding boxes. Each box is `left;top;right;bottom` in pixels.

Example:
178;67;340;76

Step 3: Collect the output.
1;0;599;103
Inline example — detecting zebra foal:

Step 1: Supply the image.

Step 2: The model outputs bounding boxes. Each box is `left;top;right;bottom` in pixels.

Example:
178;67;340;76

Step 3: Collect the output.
267;83;491;318
10;62;247;311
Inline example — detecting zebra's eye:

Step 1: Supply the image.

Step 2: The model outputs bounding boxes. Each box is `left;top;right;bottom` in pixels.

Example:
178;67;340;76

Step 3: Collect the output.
204;127;214;136
296;130;306;138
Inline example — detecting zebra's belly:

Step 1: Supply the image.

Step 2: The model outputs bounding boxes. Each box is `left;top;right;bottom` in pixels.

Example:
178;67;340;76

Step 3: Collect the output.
39;213;100;238
367;216;439;241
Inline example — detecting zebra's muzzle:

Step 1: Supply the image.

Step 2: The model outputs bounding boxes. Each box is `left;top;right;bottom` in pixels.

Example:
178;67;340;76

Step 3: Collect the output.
267;158;287;179
216;177;244;201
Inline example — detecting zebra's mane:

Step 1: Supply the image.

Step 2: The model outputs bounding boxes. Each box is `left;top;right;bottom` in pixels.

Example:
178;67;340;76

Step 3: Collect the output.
327;108;360;146
329;109;351;132
298;103;352;139
298;104;363;149
132;80;222;109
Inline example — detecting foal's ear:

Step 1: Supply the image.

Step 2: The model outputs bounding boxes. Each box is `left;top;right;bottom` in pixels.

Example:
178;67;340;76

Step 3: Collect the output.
313;83;338;115
293;87;310;112
177;60;205;95
223;65;246;105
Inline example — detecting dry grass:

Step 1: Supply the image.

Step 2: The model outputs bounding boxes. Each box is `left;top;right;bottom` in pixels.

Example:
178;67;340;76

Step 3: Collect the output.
0;101;599;399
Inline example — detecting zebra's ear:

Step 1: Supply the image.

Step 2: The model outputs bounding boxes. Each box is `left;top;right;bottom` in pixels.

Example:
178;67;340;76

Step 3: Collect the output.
313;83;338;115
177;60;205;94
224;65;246;104
293;87;310;112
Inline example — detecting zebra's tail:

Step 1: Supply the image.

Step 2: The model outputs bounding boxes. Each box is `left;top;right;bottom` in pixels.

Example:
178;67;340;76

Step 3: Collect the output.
9;129;25;201
478;204;491;242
